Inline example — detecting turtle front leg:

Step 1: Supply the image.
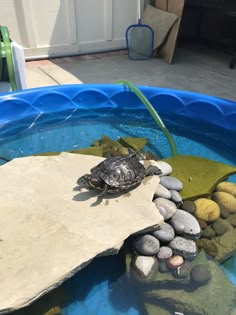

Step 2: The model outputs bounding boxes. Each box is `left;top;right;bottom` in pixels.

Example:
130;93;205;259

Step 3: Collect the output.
97;183;108;197
146;165;162;176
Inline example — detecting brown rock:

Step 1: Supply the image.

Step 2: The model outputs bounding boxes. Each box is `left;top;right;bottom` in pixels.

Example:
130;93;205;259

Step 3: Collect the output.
216;181;236;197
212;191;236;214
201;226;216;239
226;214;236;227
194;198;220;222
198;219;208;229
212;229;236;261
212;219;228;236
181;200;196;214
196;239;218;258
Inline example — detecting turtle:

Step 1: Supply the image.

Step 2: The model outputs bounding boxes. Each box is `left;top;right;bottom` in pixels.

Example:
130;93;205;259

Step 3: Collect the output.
76;152;162;197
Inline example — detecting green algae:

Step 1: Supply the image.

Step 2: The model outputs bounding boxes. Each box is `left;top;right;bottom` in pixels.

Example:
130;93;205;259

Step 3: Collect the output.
118;137;148;151
163;155;236;200
34;135;149;158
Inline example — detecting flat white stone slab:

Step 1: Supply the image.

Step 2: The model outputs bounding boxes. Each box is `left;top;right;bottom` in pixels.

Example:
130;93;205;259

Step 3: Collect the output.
0;153;162;313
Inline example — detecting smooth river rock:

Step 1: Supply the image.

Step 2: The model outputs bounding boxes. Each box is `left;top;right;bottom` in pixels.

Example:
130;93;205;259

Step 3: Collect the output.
216;181;236;197
153;222;175;242
0;153;163;313
169;237;198;258
167;255;185;269
227;213;236;227
154;184;172;199
212;191;236;214
170;209;201;238
190;264;211;284
160;176;183;191
134;234;160;255
169;189;183;204
181;200;196;214
194;198;220;222
173;261;192;279
153;197;177;220
133;256;158;279
157;246;173;260
154;161;173;176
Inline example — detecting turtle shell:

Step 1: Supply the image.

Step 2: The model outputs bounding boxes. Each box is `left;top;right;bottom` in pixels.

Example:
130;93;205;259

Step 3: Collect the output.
90;154;146;191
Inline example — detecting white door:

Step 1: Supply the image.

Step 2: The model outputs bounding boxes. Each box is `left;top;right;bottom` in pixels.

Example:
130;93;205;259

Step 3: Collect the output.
0;0;145;59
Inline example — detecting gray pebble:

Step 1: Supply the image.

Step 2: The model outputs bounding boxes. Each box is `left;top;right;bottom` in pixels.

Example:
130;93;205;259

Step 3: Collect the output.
160;176;183;191
157;246;173;260
154;161;172;176
170;190;183;204
155;205;169;220
158;260;168;273
173;261;192;279
169;236;198;258
170;209;201;238
153;197;177;220
154;184;171;199
134;234;160;256
153;223;175;242
190;264;210;284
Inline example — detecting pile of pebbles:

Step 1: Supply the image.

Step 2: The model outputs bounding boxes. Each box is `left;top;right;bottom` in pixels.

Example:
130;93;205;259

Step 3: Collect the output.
130;160;210;284
194;182;236;259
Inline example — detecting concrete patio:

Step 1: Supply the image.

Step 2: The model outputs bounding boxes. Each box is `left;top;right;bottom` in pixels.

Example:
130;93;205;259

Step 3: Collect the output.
25;44;236;101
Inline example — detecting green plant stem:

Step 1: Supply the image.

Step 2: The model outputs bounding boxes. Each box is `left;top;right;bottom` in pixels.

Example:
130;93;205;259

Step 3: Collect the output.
116;80;178;156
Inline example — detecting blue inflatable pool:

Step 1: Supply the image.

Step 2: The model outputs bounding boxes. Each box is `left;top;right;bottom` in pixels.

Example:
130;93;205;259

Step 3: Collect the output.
0;84;236;315
0;84;236;161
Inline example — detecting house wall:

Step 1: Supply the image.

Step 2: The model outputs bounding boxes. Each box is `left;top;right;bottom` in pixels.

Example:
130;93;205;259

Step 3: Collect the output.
0;0;145;59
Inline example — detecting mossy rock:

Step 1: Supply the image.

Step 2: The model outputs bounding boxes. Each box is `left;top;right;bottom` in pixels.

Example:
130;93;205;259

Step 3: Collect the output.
98;135;128;156
118;137;148;151
34;136;149;159
212;228;236;262
163;155;236;200
196;239;218;258
145;302;173;315
144;251;236;315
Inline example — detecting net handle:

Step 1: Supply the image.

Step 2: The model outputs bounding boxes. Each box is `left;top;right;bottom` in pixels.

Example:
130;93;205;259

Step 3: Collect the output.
138;0;141;21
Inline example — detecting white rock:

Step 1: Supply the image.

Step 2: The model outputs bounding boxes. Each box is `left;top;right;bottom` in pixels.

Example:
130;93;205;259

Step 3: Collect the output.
133;255;158;278
154;183;172;199
0;153;163;313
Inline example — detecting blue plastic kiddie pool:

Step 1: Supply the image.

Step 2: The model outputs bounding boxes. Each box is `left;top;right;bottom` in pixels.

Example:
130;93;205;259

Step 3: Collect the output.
0;84;235;315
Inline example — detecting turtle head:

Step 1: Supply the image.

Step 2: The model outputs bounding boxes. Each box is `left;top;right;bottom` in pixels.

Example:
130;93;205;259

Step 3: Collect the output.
77;174;104;190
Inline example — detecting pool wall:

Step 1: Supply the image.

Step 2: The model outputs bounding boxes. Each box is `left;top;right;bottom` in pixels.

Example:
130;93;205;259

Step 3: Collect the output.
0;84;236;144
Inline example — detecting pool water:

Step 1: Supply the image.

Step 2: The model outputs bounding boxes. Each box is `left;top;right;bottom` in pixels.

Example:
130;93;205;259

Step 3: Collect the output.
3;110;236;315
1;111;236;166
